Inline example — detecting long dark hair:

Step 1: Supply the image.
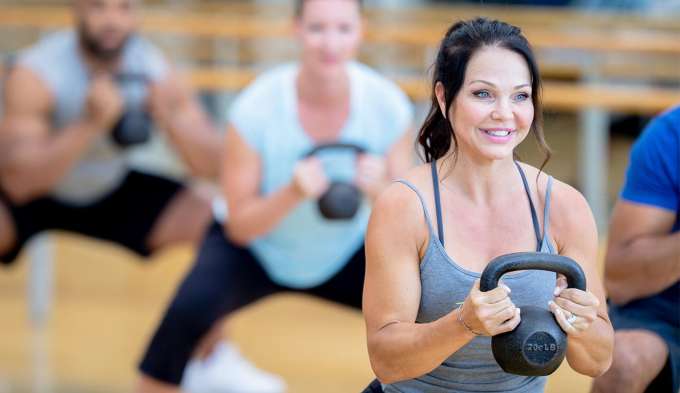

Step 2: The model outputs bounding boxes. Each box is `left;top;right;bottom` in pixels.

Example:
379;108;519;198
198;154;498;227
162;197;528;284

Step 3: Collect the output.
417;18;551;170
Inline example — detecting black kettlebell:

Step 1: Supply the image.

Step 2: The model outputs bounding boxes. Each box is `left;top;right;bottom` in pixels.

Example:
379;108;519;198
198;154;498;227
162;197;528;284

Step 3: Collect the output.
304;143;366;220
479;252;587;376
111;73;152;147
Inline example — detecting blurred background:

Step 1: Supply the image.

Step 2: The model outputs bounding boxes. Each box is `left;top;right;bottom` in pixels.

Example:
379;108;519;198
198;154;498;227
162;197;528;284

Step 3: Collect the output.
0;1;678;392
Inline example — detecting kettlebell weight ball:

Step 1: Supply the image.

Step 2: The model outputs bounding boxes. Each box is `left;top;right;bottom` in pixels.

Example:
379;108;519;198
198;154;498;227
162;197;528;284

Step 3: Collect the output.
110;73;153;147
479;252;586;376
304;143;366;220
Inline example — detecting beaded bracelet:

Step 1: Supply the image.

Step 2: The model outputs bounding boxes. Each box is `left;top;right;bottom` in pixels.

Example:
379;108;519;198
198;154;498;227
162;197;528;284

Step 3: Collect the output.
457;302;484;336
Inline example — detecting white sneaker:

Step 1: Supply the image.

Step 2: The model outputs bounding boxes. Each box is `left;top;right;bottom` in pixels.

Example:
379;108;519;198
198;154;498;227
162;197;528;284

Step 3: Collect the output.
181;341;286;393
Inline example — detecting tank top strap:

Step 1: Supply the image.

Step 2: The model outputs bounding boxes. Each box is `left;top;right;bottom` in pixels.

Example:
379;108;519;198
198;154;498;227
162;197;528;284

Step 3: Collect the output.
430;161;445;247
514;161;542;248
540;176;554;249
394;179;438;243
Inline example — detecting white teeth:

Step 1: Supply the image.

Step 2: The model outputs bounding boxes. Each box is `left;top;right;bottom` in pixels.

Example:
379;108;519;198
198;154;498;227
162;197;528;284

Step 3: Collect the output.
486;130;510;137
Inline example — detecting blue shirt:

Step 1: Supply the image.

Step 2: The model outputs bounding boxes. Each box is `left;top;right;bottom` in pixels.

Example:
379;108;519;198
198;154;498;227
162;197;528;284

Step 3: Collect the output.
619;105;679;309
228;62;413;288
622;106;680;229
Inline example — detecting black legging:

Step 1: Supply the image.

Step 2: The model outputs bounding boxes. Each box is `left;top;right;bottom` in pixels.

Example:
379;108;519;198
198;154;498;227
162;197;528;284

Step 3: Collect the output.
139;221;366;385
363;379;383;392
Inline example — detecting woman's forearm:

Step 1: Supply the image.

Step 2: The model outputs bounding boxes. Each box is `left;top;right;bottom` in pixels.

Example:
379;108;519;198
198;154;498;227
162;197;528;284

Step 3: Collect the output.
225;182;304;245
369;310;475;384
565;316;614;377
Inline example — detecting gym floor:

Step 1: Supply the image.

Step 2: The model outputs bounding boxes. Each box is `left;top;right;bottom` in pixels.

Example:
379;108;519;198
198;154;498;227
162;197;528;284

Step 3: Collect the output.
0;117;634;393
0;236;593;393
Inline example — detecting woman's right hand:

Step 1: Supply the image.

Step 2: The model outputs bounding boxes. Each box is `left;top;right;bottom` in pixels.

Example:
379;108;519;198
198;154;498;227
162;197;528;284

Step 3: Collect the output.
459;279;521;336
292;157;330;199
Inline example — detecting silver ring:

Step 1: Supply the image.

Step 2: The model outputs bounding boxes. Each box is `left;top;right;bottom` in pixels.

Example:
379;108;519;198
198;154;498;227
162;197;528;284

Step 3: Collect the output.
566;313;577;324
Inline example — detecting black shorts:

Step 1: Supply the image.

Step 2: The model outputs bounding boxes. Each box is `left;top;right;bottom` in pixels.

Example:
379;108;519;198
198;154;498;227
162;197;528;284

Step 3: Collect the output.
0;170;183;265
608;285;680;393
139;221;366;385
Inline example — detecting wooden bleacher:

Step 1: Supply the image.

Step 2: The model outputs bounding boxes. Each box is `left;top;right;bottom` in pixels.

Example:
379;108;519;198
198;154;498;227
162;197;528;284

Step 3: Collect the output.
1;4;679;56
1;3;678;87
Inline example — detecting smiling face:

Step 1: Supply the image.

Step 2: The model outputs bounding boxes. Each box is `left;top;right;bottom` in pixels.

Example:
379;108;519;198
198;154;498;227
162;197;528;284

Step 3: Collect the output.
436;45;534;163
294;0;362;78
75;0;138;61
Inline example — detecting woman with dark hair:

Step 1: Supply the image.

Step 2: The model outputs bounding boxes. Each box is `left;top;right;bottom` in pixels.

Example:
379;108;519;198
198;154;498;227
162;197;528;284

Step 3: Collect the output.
362;18;613;393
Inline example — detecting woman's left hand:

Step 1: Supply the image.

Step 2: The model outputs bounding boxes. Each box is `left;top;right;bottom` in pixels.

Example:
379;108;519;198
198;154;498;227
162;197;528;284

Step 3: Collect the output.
549;274;600;337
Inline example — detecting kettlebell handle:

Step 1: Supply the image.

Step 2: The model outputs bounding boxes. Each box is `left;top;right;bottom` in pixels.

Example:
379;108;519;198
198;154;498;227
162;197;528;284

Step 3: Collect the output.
114;72;151;85
304;142;366;158
86;72;150;85
479;252;586;292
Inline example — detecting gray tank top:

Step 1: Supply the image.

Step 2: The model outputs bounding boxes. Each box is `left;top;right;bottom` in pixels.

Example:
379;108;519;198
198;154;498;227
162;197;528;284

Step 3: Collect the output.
18;31;169;204
383;161;557;393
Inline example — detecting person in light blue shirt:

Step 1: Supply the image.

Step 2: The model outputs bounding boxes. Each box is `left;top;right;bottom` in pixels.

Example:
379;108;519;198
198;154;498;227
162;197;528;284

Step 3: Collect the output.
136;1;414;392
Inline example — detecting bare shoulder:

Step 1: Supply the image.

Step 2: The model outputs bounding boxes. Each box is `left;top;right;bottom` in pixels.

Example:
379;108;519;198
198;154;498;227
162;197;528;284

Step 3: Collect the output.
371;163;432;247
515;163;591;216
516;163;597;251
550;179;591;215
514;162;553;199
374;165;428;220
544;176;593;230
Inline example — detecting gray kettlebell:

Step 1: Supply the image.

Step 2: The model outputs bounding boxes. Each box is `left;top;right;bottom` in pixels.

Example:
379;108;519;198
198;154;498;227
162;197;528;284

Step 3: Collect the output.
111;73;152;147
304;143;366;220
479;252;587;376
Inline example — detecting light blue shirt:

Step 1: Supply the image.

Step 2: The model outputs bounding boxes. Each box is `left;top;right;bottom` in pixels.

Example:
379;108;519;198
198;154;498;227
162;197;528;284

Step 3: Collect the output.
229;62;413;288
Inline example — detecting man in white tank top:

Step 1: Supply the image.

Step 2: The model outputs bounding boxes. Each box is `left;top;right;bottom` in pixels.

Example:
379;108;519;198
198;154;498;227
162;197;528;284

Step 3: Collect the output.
0;0;221;262
0;2;284;391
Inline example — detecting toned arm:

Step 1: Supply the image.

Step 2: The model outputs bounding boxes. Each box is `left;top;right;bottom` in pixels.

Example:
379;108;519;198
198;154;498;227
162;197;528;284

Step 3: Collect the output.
551;181;614;377
363;182;477;384
0;67;106;202
149;72;222;179
604;201;679;305
221;127;304;246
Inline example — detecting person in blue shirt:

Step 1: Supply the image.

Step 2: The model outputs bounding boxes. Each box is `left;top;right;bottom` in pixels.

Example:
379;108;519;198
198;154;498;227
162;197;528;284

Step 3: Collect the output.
135;1;414;392
591;106;680;393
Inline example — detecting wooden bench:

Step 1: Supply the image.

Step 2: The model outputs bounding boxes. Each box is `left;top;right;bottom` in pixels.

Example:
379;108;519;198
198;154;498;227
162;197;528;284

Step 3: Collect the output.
2;5;679;56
